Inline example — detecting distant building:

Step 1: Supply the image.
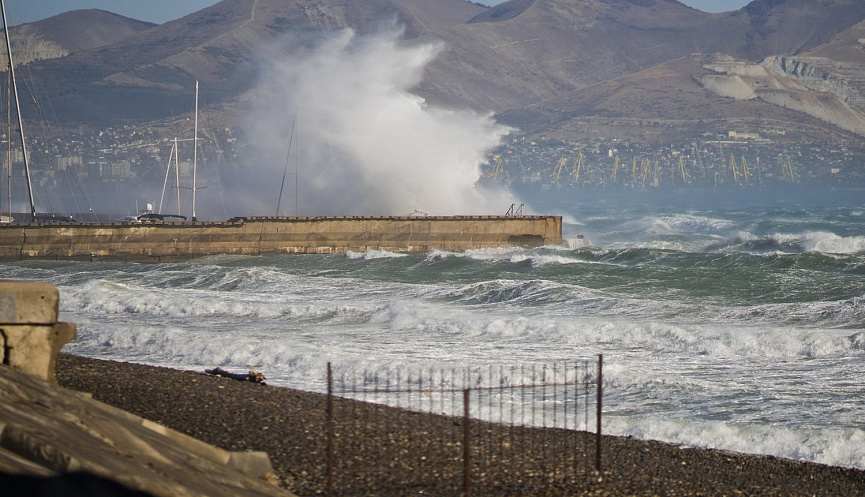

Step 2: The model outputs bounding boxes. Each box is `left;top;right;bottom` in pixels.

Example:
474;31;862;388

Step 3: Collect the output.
110;160;131;178
728;131;761;140
56;156;83;171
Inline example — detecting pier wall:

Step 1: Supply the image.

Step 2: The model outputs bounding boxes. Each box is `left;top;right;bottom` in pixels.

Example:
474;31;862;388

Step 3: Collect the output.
0;216;563;261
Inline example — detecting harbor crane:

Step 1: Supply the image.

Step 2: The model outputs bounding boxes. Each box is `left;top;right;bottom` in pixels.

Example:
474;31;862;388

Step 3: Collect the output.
678;155;690;184
551;157;569;186
489;155;504;182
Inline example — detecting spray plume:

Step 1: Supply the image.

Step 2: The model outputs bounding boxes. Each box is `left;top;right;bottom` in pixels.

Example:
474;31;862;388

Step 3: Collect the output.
238;28;514;216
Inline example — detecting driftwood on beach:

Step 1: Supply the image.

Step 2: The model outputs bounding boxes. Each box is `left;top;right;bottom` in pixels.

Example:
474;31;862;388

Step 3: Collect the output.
205;367;267;385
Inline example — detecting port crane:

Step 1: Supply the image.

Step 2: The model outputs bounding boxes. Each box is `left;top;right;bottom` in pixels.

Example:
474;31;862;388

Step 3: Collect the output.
488;155;504;182
572;151;585;184
551;157;569;186
678;155;690;184
741;155;752;183
730;153;742;185
780;155;799;183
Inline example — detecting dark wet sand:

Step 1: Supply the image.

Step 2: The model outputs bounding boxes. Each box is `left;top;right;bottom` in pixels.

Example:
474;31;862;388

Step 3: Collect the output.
56;353;865;496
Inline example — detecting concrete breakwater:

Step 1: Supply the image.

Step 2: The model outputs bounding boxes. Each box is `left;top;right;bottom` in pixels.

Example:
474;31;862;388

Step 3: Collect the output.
0;215;564;261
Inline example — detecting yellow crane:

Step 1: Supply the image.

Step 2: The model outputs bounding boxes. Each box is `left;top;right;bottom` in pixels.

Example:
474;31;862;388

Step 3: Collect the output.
678;155;690;184
611;156;620;182
741;155;752;183
640;158;651;186
781;155;799;183
489;155;503;182
572;151;585;184
730;153;741;184
551;157;569;186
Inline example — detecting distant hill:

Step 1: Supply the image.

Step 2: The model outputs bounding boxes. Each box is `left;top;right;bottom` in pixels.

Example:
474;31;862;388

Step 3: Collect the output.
20;0;487;124
510;52;865;144
12;0;865;146
0;10;155;66
420;0;865;142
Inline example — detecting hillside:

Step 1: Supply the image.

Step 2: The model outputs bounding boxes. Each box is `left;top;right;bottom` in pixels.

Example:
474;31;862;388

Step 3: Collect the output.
11;0;865;147
21;0;487;124
0;10;154;67
509;53;865;144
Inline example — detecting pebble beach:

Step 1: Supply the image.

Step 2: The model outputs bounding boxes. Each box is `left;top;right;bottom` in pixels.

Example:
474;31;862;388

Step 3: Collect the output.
56;353;865;497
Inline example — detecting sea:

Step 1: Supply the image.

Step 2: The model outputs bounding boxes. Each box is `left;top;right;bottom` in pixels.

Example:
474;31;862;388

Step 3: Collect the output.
3;191;865;470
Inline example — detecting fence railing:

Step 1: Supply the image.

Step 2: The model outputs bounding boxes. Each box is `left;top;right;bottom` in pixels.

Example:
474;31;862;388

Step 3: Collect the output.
324;355;603;497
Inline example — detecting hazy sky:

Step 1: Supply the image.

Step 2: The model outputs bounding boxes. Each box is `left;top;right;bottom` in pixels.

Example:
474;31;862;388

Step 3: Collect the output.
8;0;754;25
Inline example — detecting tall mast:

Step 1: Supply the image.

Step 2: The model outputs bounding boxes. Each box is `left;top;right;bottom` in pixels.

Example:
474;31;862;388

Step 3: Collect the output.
158;141;174;214
0;0;35;221
5;64;10;217
174;137;180;214
191;80;198;222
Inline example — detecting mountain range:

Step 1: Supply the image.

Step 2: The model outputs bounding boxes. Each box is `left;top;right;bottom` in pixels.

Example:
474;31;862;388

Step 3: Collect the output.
9;0;865;146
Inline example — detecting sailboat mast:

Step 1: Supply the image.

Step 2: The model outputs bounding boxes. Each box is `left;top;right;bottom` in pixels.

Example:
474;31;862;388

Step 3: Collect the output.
5;66;10;218
191;80;198;222
0;0;35;222
158;141;174;214
174;137;180;214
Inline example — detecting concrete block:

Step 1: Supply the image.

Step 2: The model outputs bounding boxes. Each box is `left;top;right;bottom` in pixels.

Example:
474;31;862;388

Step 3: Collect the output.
0;323;76;383
228;451;276;482
0;280;59;324
0;281;76;383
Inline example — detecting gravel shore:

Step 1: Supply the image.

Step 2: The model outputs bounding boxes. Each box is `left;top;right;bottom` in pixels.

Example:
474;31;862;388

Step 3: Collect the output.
56;353;865;496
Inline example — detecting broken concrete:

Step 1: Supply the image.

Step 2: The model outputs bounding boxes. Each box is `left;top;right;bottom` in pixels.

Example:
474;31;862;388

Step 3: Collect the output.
0;280;295;497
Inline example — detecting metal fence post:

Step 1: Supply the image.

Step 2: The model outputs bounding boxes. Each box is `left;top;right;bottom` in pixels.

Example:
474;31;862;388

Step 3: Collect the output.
327;362;334;497
463;388;471;497
596;354;603;473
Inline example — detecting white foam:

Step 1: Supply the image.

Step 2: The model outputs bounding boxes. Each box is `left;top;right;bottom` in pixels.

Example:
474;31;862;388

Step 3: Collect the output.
346;250;408;260
508;253;582;266
605;416;865;469
661;214;737;232
770;231;865;254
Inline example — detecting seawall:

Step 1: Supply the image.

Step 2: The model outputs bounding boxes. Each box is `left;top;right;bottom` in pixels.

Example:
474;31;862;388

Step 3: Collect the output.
0;215;564;261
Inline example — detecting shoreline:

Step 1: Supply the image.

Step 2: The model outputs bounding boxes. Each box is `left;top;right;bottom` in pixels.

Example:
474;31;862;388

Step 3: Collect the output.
56;353;865;496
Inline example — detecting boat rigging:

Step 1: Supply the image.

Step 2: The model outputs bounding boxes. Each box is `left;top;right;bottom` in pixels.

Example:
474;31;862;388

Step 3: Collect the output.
1;0;35;222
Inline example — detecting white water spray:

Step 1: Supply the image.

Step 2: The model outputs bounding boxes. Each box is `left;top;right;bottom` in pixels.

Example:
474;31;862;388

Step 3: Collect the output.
240;28;513;216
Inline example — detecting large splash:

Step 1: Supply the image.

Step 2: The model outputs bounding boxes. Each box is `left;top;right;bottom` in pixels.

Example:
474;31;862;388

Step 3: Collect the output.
236;28;514;217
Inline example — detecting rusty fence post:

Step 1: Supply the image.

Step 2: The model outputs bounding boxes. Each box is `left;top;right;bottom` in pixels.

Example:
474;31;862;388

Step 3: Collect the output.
327;362;334;497
596;354;603;473
463;388;471;497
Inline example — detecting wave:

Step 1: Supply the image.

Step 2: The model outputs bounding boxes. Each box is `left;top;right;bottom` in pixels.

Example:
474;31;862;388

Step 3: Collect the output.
59;277;383;323
605;416;865;470
702;230;865;256
613;214;736;237
346;250;408;260
782;231;865;255
419;246;602;269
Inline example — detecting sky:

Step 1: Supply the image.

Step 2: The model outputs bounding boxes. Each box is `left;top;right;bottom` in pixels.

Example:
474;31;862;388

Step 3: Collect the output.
8;0;754;25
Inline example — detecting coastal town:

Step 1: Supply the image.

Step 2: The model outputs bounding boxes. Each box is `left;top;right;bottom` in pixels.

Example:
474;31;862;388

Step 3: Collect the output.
5;120;864;211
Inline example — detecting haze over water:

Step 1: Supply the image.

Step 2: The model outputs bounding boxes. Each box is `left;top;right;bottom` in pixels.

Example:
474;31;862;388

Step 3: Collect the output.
4;193;865;469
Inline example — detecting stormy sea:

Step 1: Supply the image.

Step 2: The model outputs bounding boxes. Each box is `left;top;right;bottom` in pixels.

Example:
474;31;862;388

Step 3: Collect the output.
4;192;864;470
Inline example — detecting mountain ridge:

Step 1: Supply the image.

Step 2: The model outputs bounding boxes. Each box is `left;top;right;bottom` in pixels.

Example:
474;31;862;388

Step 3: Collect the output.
10;0;865;146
